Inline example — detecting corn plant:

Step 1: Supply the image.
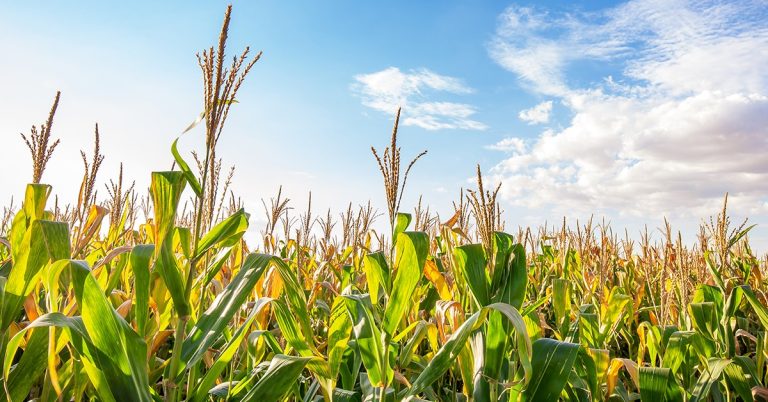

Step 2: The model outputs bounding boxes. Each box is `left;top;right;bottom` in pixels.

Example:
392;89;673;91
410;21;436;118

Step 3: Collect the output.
1;5;767;402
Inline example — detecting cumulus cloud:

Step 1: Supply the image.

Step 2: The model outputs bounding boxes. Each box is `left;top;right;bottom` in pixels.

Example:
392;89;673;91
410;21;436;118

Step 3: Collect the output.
519;100;552;124
486;137;526;154
353;67;487;130
487;0;768;218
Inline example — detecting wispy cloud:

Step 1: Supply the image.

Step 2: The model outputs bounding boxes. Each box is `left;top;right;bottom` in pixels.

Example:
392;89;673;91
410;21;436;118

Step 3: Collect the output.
519;100;552;124
352;67;487;130
487;0;768;218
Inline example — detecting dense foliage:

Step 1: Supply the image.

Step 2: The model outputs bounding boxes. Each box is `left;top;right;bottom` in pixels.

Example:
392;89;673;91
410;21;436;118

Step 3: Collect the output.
1;5;767;402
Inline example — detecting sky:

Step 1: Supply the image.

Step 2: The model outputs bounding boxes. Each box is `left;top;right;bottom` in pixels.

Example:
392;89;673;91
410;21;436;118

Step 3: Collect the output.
1;0;767;249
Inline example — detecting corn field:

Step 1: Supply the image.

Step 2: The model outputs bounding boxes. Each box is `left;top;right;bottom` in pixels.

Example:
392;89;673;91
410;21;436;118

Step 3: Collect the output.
2;6;768;402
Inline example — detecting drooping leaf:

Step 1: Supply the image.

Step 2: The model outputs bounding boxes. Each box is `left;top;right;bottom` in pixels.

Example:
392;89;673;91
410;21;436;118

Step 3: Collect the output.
170;137;203;196
393;212;412;240
3;323;49;402
69;260;152;402
2;219;69;330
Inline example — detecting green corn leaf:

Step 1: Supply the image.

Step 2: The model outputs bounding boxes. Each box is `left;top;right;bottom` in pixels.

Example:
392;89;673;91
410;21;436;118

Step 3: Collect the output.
363;252;389;302
181;253;271;372
578;307;600;348
577;348;609;399
599;288;631;345
240;354;313;402
408;303;530;398
640;366;684;402
21;183;51;220
640;367;672;401
272;297;317;357
690;358;731;402
170;137;203;196
4;313;109;400
7;185;45;254
69;260;153;402
724;356;759;402
6;184;51;265
194;208;249;259
397;320;427;368
490;302;533;382
725;286;768;329
272;257;315;343
1;219;69;330
173;226;192;259
507;243;528;309
453;243;490;308
344;293;393;388
150;171;189;317
689;302;718;342
190;297;272;402
553;279;571;332
208;382;237;398
332;388;363;402
248;329;286;358
728;224;755;249
3;322;49;402
327;295;353;378
272;296;334;388
393;212;412;240
523;338;580;402
383;231;428;335
490;232;514;286
150;172;186;243
130;244;154;337
662;331;696;376
198;246;234;288
155;242;189;316
692;284;724;312
704;251;726;291
479;238;529;401
473;304;530;402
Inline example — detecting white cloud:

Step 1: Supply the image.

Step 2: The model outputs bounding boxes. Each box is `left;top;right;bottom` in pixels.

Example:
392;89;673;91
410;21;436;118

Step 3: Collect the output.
352;67;487;131
486;137;526;154
519;100;552;124
487;1;768;219
489;1;768;96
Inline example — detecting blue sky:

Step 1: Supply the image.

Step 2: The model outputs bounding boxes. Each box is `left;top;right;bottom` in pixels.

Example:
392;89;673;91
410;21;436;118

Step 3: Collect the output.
2;1;768;247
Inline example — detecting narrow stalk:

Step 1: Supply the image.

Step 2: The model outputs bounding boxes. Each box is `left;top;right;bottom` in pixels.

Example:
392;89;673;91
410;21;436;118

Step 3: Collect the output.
40;370;53;401
167;315;189;401
167;159;209;400
170;125;213;401
186;363;199;399
1;330;10;400
186;145;212;298
380;332;391;402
